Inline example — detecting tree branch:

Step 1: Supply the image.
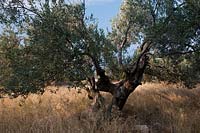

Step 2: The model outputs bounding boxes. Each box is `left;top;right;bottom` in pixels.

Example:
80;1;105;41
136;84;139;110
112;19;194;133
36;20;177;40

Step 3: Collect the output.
82;53;102;74
127;41;151;77
17;1;43;19
163;48;200;56
118;22;131;69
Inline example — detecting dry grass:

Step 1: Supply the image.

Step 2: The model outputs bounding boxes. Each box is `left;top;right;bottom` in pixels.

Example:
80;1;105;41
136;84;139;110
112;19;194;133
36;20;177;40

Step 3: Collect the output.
0;83;200;133
125;83;200;133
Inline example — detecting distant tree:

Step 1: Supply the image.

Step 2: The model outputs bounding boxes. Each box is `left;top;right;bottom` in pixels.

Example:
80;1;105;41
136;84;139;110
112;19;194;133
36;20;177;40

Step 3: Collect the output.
0;29;20;91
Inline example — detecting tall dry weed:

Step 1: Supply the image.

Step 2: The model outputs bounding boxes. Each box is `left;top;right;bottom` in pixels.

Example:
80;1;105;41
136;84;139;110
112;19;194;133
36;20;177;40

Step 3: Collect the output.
0;83;200;132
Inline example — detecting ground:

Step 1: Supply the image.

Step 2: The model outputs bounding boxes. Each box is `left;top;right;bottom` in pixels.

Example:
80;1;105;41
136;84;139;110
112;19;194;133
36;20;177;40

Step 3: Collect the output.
0;83;200;133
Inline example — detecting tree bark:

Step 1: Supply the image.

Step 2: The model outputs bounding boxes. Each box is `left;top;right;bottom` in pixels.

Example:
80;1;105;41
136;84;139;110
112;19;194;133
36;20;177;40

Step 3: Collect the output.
86;41;151;114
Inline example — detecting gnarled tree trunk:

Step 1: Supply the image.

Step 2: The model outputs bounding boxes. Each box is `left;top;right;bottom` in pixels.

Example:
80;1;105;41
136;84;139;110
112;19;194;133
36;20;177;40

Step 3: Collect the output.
86;41;151;114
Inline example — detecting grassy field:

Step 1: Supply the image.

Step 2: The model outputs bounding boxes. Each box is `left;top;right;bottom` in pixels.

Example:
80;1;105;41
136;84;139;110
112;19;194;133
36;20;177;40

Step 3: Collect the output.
0;83;200;133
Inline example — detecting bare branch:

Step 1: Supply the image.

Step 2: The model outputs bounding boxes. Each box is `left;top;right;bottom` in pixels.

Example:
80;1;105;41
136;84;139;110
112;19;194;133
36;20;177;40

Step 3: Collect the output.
17;1;43;19
163;48;200;56
118;22;131;69
130;41;151;76
83;52;103;75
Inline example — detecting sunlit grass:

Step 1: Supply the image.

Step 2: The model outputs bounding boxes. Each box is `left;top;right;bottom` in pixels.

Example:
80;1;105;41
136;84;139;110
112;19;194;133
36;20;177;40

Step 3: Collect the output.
0;83;200;132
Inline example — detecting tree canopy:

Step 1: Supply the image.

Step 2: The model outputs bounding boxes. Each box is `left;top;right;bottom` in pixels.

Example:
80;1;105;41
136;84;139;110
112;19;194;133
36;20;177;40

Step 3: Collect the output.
111;0;200;87
0;0;116;94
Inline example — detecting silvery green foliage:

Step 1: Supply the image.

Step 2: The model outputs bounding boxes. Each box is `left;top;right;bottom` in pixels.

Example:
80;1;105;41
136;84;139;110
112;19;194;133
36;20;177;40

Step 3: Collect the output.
110;0;200;87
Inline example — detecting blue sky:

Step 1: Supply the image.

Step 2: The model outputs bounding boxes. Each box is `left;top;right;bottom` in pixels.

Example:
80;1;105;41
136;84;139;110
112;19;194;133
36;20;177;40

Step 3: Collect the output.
85;0;122;32
85;0;136;56
0;0;122;33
